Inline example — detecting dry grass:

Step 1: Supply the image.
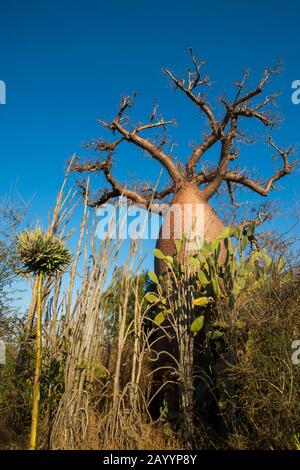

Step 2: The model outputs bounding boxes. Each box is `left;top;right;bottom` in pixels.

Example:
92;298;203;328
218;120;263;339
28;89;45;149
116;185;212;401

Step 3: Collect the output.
227;269;300;449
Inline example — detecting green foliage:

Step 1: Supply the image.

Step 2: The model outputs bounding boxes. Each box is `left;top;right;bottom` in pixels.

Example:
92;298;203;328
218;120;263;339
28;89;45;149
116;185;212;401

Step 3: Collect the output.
145;292;160;304
148;271;159;285
193;297;211;307
154;311;165;325
148;224;299;449
151;224;279;339
0;201;24;318
230;270;300;449
294;434;300;450
191;315;204;335
0;342;33;444
2;213;299;450
103;268;149;337
153;248;165;260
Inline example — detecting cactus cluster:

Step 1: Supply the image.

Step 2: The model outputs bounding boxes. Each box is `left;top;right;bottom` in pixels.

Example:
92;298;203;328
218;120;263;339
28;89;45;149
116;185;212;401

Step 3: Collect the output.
147;224;283;336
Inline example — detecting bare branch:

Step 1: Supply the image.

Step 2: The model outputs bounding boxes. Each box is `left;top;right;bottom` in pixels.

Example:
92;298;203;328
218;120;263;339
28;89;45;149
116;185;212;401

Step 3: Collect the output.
233;69;250;103
233;62;282;107
188;48;209;90
111;121;181;183
85;136;125;153
95;95;182;184
72;53;294;211
187;132;219;177
141;183;175;200
131;119;175;133
195;138;295;198
150;99;158;123
187;61;284;186
77;179;118;207
239;207;272;231
226;180;239;208
224;139;295;196
201;116;238;199
75;157;168;214
164;61;218;135
71;158;107;173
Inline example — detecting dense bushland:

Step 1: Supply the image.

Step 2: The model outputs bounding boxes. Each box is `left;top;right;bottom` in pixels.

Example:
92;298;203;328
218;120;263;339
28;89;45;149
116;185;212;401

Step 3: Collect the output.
0;178;299;450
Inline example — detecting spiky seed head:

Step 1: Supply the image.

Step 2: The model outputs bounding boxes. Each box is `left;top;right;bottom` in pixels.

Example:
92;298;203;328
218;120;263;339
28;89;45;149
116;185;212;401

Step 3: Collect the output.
15;225;72;276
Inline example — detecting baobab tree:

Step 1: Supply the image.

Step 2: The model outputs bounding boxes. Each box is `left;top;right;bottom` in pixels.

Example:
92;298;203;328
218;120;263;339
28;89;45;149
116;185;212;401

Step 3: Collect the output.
72;50;295;275
72;52;296;443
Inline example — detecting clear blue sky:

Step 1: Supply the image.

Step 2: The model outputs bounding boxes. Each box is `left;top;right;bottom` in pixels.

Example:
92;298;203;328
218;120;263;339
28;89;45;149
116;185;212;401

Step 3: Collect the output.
0;0;299;258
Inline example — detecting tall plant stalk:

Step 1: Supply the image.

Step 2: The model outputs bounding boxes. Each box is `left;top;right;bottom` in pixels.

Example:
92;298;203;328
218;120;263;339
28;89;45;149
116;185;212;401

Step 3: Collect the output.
29;272;43;450
16;226;71;450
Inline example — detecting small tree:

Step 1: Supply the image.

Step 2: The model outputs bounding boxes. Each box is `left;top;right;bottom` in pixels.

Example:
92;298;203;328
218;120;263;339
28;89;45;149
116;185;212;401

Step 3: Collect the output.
0;199;25;321
16;227;71;450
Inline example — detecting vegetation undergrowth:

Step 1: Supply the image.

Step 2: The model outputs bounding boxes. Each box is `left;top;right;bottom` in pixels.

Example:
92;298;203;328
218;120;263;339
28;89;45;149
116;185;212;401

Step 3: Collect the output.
0;177;299;450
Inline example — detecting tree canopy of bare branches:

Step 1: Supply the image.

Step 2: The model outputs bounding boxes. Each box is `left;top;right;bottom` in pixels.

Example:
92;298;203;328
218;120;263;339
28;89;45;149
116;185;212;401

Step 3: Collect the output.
72;49;296;212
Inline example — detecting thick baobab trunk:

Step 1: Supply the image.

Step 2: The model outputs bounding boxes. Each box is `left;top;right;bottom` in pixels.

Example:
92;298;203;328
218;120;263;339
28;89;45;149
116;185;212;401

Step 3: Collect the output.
155;183;225;277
